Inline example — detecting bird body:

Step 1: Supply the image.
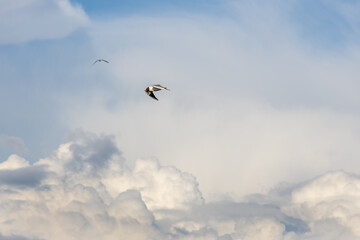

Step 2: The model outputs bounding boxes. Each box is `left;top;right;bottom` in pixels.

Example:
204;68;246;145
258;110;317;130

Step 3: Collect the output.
145;84;170;101
93;59;110;65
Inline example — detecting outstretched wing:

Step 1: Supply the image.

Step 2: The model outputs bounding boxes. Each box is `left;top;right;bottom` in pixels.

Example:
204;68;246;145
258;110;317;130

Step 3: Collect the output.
101;59;110;63
148;92;158;101
153;85;169;91
92;60;100;65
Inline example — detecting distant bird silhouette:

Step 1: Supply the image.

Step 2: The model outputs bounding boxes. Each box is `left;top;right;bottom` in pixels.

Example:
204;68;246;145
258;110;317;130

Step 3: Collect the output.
145;84;170;101
93;59;109;65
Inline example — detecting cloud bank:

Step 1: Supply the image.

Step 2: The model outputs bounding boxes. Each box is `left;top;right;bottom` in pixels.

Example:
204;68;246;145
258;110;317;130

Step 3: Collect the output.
1;132;360;239
0;0;89;44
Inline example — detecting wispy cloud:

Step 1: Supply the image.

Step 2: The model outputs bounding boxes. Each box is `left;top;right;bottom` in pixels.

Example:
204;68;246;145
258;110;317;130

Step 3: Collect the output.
0;135;26;154
0;0;89;45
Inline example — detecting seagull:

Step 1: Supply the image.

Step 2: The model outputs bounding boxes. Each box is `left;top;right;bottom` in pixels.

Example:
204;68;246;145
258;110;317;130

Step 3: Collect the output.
145;84;170;101
93;59;110;65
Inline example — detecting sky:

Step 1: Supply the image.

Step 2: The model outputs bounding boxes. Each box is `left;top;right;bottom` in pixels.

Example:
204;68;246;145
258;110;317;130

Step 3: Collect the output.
1;0;360;239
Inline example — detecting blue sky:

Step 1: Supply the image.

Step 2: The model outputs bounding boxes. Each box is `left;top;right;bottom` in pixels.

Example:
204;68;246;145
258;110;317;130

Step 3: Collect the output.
1;1;360;239
72;0;224;17
72;0;359;49
290;0;357;48
89;0;356;45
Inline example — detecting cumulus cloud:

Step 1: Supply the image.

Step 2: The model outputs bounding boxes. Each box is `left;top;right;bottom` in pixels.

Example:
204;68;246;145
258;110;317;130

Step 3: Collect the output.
0;155;47;187
0;155;29;170
102;158;204;211
0;0;89;44
0;132;360;239
0;166;47;187
282;171;360;239
0;133;202;239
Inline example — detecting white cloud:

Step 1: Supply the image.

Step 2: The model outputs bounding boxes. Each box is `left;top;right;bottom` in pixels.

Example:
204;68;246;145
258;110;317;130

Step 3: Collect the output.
282;171;360;239
102;158;204;211
1;133;360;239
0;0;89;44
0;155;28;170
233;218;285;240
69;97;360;200
0;132;201;239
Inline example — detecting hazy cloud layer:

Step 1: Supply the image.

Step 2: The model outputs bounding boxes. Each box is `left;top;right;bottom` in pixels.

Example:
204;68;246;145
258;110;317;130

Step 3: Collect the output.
1;133;360;239
0;0;89;44
57;0;360;202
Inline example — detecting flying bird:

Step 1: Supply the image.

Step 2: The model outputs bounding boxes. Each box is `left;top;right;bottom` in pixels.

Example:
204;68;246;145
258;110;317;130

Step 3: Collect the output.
93;59;110;65
145;84;170;101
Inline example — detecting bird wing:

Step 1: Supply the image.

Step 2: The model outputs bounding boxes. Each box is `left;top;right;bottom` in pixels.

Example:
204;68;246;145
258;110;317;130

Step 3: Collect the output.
153;85;169;91
148;91;158;101
92;60;100;65
102;59;110;63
